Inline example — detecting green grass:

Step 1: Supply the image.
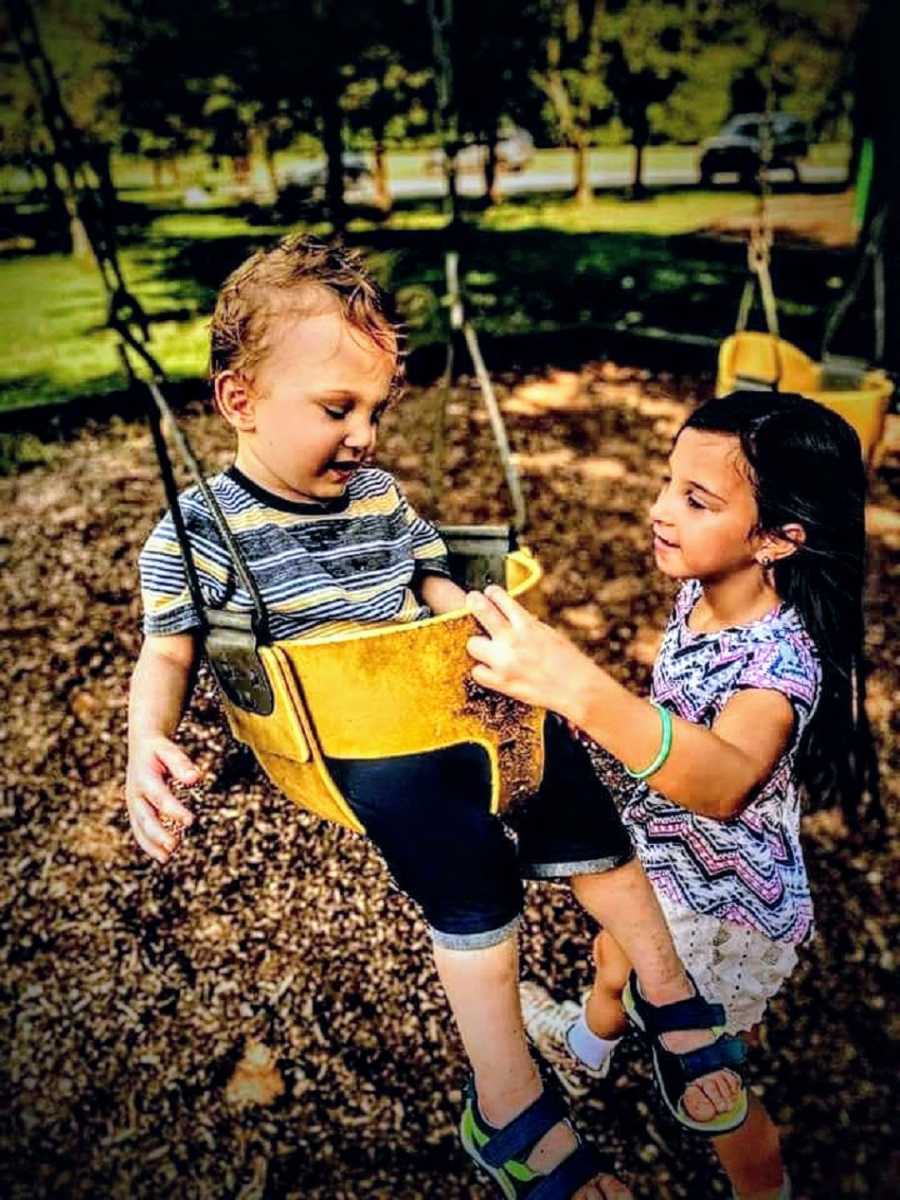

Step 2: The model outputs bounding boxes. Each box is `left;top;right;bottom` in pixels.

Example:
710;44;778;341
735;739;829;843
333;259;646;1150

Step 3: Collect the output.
0;229;218;411
0;170;854;414
476;191;759;236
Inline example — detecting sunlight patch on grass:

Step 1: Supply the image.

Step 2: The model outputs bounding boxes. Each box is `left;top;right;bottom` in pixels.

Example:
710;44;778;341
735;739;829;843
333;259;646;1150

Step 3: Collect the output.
149;213;289;240
478;192;758;237
0;252;210;411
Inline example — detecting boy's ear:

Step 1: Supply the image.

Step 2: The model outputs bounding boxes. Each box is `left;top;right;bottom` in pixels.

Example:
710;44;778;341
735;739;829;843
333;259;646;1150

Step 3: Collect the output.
757;523;806;565
214;371;256;431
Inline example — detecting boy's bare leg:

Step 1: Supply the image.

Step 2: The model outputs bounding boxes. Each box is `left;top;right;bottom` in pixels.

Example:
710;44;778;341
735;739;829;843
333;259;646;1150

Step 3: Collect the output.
571;861;741;1122
583;929;631;1041
434;937;631;1199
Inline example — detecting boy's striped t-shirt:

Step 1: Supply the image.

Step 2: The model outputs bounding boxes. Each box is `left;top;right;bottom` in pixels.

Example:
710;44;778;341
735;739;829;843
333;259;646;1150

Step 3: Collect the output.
138;465;451;641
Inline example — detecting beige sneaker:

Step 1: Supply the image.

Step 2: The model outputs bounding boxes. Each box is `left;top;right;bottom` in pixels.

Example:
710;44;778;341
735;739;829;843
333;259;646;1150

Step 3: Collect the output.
519;980;614;1099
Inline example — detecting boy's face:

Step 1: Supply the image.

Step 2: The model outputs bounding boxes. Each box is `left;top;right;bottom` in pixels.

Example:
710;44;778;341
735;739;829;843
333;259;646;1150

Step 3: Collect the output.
226;301;396;503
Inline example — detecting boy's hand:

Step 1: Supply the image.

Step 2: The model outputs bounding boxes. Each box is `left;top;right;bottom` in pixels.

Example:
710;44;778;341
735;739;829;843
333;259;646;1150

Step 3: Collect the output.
466;585;594;718
125;736;200;863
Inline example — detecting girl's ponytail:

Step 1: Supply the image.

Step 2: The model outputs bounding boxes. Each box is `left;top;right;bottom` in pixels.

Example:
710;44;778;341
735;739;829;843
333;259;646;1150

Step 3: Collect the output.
684;391;881;830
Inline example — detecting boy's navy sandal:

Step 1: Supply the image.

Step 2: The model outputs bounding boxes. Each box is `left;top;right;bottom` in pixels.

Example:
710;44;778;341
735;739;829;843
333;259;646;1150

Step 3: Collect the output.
621;970;748;1137
460;1076;623;1198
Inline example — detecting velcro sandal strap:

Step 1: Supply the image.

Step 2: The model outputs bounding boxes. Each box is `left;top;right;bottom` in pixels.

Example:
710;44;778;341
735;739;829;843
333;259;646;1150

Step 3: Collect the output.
641;993;726;1035
678;1035;747;1082
528;1142;613;1200
480;1088;568;1168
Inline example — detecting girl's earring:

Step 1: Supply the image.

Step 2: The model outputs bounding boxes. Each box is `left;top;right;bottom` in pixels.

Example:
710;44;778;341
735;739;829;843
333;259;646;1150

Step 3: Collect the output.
760;554;772;569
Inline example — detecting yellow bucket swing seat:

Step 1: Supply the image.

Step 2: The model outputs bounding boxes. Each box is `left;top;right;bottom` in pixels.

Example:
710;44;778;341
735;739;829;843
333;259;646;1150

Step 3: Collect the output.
717;331;892;466
719;204;893;466
154;408;547;834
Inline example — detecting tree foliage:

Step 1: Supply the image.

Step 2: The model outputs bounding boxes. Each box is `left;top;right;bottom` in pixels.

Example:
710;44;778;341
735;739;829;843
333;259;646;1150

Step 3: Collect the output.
5;0;867;234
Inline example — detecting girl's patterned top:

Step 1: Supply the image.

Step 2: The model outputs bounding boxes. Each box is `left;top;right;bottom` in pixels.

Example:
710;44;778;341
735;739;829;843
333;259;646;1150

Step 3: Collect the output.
621;579;821;945
138;465;450;641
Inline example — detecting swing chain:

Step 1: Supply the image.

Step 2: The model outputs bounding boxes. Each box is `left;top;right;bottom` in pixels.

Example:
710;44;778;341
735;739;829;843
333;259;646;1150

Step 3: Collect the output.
11;0;277;714
734;61;780;339
744;220;780;339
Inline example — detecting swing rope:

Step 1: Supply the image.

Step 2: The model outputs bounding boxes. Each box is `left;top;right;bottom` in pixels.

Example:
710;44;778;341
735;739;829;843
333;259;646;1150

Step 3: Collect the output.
426;0;528;535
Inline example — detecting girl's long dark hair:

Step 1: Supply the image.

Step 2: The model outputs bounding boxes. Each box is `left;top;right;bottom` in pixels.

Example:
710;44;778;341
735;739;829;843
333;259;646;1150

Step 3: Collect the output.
682;390;880;828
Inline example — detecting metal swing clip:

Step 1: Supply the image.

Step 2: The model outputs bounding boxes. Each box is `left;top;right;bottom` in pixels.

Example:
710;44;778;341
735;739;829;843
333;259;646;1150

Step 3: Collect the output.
204;608;275;716
437;524;516;591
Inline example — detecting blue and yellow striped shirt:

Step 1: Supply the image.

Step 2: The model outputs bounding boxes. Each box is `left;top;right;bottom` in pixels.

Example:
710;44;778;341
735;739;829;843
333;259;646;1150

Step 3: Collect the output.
138;465;451;641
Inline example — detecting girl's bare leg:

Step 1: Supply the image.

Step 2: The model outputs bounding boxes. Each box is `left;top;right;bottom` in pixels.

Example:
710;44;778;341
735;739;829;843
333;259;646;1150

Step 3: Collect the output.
586;930;786;1199
714;1091;786;1200
571;861;741;1121
434;937;632;1199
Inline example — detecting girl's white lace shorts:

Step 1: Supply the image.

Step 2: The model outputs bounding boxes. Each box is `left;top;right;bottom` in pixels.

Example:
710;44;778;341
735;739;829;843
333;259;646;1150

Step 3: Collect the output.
656;894;799;1034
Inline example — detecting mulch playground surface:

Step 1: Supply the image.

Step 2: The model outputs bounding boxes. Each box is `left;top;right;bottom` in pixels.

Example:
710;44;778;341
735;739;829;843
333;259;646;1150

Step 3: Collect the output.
1;362;897;1199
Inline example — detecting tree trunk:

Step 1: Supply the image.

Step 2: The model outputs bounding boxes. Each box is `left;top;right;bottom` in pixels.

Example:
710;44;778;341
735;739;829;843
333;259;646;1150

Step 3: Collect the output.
627;106;651;201
484;132;501;206
258;127;279;200
373;139;391;212
92;143;118;221
319;85;346;230
573;140;592;205
37;154;72;248
446;144;463;230
53;162;91;259
629;141;649;200
231;154;251;187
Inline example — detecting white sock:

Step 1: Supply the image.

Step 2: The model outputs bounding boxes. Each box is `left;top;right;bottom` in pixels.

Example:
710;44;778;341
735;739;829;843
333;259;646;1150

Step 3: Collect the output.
565;1011;621;1070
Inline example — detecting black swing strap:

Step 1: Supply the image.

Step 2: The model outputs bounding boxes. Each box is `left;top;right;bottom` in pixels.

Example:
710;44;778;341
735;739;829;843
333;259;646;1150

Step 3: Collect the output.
11;0;276;713
117;336;276;716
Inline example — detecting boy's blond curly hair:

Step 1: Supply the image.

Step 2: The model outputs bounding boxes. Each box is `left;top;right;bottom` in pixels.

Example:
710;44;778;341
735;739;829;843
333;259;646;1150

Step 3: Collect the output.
209;235;402;387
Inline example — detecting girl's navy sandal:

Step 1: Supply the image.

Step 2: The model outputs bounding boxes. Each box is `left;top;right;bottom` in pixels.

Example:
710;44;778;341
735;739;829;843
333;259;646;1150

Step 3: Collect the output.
460;1076;623;1198
622;970;749;1137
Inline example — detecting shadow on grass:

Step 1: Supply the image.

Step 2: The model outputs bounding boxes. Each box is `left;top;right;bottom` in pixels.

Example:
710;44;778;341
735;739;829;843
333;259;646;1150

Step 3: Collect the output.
0;376;207;441
1;181;875;424
140;213;852;353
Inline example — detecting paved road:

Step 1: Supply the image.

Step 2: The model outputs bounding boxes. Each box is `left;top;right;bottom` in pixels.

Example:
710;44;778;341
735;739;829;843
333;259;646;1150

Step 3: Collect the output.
377;161;847;201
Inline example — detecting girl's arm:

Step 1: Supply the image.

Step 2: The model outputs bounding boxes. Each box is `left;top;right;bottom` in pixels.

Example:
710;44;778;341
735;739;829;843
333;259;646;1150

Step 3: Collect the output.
466;586;795;821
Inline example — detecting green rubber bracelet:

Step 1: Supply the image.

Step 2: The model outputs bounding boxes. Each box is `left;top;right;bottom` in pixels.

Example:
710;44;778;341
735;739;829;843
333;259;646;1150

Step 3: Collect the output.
624;702;673;780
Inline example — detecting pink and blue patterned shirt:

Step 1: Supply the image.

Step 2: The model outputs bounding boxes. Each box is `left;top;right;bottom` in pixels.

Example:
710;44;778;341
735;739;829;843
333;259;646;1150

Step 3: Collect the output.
621;579;821;945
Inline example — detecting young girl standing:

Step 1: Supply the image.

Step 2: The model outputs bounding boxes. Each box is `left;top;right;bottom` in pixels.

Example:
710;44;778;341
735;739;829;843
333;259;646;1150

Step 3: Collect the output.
466;390;873;1199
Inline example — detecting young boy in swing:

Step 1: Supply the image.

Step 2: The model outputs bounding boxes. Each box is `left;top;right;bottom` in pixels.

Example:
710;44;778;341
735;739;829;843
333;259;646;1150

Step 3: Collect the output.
127;235;746;1200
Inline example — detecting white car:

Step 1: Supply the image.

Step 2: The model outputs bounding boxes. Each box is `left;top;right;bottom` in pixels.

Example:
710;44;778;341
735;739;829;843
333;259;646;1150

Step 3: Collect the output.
428;128;535;174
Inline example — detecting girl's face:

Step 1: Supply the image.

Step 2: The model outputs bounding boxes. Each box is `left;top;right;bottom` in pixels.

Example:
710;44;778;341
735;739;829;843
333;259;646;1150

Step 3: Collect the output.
224;302;396;503
649;429;765;581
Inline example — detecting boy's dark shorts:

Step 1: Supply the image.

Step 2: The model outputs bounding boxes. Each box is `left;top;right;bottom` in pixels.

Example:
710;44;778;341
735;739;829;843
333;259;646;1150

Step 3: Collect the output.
326;713;634;950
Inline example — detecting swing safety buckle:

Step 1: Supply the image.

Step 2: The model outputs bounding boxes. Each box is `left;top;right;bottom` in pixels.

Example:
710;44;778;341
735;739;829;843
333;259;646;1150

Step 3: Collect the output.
204;609;275;716
437;524;516;591
819;354;869;391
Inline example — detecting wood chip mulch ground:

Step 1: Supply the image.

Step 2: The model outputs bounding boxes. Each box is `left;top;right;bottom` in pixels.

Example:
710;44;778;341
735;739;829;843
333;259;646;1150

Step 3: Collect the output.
1;362;897;1199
